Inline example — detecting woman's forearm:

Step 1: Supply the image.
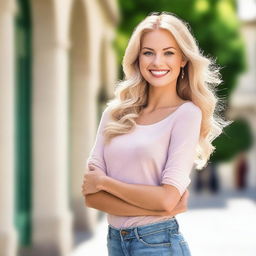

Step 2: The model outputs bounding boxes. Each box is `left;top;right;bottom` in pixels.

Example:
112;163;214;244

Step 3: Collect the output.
85;190;172;217
98;176;168;211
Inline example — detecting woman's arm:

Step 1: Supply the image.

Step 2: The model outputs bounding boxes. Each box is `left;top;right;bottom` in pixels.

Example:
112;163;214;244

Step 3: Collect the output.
85;189;189;217
85;190;170;216
84;165;179;212
97;176;172;211
84;165;170;211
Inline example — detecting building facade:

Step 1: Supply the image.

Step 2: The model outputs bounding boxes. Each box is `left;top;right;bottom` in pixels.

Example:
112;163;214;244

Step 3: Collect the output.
0;0;119;255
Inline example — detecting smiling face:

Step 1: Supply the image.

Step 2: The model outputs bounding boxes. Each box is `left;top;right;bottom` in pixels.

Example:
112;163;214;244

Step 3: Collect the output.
139;28;187;88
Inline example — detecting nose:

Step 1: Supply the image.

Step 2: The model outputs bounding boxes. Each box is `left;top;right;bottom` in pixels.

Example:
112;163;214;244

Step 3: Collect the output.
152;53;164;67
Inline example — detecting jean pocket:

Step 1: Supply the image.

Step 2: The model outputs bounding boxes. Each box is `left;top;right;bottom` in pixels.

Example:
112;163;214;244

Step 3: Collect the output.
135;228;172;247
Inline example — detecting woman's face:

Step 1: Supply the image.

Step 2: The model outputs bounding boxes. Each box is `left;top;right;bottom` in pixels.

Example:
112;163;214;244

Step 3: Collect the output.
139;28;187;88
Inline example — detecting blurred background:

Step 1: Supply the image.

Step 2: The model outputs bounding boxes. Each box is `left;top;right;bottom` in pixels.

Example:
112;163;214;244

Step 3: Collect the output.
0;0;255;255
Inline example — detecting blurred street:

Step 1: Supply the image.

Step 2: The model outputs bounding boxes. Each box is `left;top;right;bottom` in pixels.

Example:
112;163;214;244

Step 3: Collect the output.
71;188;256;256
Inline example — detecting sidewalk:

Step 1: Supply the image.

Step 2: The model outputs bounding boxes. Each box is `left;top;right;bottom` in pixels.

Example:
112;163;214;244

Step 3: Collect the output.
71;188;256;256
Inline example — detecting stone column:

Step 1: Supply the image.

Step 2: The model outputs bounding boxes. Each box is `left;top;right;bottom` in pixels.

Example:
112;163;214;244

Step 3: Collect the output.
31;1;73;254
32;40;74;256
69;39;100;232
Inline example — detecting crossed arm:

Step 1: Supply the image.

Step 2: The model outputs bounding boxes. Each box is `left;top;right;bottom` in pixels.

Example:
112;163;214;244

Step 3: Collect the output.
96;175;180;211
85;190;173;217
84;166;183;217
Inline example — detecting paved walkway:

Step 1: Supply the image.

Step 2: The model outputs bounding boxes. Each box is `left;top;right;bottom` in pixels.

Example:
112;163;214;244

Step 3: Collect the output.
71;188;256;256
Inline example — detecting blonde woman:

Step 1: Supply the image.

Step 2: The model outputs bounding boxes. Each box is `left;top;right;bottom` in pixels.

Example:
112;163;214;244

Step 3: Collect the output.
82;11;228;256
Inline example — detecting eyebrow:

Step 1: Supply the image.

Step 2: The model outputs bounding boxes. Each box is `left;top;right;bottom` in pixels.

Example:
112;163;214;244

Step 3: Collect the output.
142;47;176;50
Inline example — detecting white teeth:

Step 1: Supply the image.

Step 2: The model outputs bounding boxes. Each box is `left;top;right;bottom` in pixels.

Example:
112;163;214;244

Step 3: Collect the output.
150;70;169;75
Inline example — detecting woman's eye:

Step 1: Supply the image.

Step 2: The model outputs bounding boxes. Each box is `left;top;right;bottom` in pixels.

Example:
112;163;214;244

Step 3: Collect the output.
142;51;174;56
165;51;174;56
143;51;153;56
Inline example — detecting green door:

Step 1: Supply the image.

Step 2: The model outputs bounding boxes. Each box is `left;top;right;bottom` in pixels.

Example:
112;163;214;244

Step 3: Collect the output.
14;0;32;246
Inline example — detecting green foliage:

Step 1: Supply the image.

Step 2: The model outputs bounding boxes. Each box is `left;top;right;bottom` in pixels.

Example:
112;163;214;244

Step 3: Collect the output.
210;119;254;162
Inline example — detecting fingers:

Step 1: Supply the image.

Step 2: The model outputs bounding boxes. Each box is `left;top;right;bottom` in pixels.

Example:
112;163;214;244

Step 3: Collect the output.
182;189;189;198
179;190;189;206
82;173;91;196
88;164;95;171
81;177;87;196
181;190;189;209
81;182;86;195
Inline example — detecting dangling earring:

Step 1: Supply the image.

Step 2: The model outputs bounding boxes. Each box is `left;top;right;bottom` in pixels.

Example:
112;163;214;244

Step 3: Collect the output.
181;67;184;79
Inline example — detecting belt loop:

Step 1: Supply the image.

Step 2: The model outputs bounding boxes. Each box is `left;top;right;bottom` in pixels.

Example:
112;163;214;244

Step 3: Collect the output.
108;226;111;239
175;218;179;230
134;227;140;241
119;229;124;242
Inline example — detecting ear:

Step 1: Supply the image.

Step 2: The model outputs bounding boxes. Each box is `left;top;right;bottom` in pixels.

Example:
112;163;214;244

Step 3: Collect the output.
181;55;188;67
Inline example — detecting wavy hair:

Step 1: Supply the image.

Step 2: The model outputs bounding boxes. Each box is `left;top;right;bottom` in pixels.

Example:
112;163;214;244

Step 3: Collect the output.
102;11;231;169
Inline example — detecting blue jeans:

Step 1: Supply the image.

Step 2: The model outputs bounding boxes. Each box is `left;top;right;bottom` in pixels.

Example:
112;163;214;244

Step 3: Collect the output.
107;217;192;255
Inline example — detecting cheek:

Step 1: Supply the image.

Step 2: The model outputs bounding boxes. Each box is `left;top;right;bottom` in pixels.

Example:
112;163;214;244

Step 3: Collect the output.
168;57;182;68
139;57;150;76
139;56;151;68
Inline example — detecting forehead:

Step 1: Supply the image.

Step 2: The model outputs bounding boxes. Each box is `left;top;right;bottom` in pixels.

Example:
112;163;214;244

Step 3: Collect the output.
140;29;178;49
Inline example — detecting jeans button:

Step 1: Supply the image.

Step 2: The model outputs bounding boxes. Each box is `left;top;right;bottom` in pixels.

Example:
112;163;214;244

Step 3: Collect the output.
121;230;129;236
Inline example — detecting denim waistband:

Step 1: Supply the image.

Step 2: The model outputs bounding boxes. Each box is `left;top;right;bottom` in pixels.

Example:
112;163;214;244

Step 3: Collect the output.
108;217;179;240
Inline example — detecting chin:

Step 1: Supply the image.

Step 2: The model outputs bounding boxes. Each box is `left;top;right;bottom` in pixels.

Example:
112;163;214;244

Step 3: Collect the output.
148;80;175;87
149;83;167;87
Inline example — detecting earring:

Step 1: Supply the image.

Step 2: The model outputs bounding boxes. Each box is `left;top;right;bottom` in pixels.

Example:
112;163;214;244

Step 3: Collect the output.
181;67;184;79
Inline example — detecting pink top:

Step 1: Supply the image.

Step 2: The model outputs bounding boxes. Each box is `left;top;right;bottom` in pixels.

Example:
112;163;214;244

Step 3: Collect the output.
86;101;202;228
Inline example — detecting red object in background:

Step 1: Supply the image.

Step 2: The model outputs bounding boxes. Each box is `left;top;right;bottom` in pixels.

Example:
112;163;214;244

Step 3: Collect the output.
235;153;248;190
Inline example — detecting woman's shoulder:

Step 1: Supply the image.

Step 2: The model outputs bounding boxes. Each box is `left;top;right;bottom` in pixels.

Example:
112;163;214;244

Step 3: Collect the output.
101;105;116;124
177;100;202;119
102;105;113;116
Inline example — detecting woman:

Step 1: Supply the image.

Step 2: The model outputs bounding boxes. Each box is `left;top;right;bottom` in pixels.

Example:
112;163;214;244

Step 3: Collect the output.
82;12;228;255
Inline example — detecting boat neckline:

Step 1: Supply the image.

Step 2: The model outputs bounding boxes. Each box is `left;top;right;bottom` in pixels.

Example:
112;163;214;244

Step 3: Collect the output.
135;101;192;127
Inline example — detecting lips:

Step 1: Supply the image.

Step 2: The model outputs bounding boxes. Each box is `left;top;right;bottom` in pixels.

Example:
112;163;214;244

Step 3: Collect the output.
149;69;170;78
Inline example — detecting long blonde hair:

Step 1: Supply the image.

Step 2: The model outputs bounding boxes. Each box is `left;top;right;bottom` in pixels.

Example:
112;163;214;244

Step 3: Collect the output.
103;12;231;169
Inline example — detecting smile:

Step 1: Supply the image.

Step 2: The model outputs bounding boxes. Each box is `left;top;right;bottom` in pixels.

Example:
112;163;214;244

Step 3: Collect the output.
149;70;170;78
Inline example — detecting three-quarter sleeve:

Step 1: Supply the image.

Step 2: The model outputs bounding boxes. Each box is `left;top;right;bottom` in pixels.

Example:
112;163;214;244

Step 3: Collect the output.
161;105;202;196
86;107;110;174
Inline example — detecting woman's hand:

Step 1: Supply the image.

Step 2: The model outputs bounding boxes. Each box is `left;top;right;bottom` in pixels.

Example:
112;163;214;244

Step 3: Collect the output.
82;164;107;196
163;189;190;216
